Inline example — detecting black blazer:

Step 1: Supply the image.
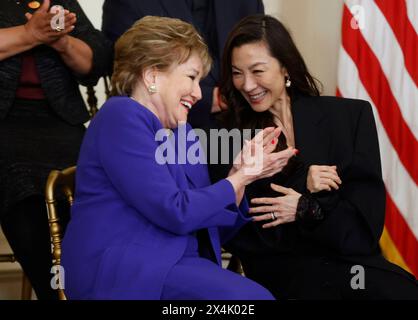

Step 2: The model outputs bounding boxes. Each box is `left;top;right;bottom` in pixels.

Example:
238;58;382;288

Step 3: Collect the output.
101;0;264;128
291;95;385;256
0;0;112;125
209;95;417;298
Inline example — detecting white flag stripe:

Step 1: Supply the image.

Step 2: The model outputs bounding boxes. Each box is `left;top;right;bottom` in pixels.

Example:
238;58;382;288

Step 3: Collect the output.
338;47;418;239
345;0;418;140
405;0;418;35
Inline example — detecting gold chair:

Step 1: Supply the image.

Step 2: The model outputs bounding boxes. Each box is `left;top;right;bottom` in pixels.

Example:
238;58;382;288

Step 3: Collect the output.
45;166;76;300
44;165;242;300
221;249;244;275
85;76;111;117
44;76;104;299
225;254;244;275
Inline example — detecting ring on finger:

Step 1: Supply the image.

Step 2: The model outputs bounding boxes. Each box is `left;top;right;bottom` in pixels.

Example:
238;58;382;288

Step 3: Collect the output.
54;26;63;32
270;212;277;220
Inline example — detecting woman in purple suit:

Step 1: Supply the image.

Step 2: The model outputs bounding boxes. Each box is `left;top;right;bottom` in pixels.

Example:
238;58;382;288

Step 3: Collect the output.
61;16;297;300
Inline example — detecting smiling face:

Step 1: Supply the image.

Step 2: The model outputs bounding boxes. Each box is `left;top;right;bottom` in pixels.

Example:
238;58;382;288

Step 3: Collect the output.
231;41;289;113
150;53;203;128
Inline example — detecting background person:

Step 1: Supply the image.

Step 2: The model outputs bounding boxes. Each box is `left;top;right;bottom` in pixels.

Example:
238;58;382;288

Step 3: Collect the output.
101;0;264;128
0;0;111;299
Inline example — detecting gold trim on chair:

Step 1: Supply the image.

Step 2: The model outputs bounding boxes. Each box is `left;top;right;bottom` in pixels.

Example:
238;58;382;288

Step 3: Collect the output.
45;166;76;300
86;76;111;118
86;86;99;118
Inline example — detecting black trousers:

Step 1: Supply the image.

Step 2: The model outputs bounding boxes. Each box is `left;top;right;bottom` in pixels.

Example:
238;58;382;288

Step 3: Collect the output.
241;254;418;300
1;195;69;300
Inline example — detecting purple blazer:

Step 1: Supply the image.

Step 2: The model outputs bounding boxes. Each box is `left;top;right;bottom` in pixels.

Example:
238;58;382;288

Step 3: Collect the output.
61;96;249;299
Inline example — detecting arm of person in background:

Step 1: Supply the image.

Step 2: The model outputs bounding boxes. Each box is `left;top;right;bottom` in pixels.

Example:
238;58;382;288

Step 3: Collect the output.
23;1;93;75
59;0;112;86
0;0;61;61
0;0;111;84
49;32;92;75
0;27;34;61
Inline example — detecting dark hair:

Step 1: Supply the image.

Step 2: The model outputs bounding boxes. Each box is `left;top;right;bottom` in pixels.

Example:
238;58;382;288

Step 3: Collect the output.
219;14;321;131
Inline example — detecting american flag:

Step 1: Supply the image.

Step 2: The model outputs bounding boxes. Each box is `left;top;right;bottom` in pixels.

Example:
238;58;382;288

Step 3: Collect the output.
337;0;417;276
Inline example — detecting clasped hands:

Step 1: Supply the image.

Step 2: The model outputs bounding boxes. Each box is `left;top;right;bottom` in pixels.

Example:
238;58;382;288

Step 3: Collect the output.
249;154;342;229
231;127;297;185
24;0;76;52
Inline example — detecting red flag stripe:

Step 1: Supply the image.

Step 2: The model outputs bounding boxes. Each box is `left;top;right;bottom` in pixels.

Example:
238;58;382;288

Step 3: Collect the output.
341;5;418;185
345;0;418;141
405;0;418;34
375;0;418;86
384;191;418;276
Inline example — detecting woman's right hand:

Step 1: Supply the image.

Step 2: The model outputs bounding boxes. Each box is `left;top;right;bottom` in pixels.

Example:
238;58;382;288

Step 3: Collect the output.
226;127;296;204
235;127;297;184
307;165;342;193
24;0;75;46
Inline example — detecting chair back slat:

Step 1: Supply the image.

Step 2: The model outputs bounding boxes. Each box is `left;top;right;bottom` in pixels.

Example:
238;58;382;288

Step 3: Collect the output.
45;166;76;300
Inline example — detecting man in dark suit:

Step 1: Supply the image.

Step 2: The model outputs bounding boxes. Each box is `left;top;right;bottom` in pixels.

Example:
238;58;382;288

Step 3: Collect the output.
101;0;264;129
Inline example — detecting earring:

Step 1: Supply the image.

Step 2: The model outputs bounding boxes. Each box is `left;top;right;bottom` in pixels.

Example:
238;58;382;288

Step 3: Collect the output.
148;83;157;94
285;76;291;88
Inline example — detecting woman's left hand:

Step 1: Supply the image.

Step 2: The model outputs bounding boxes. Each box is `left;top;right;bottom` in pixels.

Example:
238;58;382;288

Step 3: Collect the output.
307;165;341;193
25;8;77;52
249;183;301;228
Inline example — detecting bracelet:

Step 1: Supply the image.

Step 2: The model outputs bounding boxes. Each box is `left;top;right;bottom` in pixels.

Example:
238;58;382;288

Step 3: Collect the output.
296;194;324;222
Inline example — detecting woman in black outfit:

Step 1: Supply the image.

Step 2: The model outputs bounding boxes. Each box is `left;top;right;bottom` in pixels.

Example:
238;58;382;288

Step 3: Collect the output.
211;14;418;299
0;0;111;299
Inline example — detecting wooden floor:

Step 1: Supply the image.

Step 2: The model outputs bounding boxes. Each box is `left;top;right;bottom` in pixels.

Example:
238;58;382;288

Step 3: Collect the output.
0;228;35;300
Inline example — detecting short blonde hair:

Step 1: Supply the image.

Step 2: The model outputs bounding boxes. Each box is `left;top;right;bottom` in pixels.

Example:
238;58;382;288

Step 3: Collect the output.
111;16;212;96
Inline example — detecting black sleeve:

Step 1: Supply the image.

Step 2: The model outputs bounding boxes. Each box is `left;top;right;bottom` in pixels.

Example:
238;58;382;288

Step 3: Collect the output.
307;102;386;255
63;0;113;86
257;0;265;13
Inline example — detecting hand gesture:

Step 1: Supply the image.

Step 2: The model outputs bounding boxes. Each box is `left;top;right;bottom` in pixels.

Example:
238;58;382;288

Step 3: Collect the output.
250;183;301;228
47;8;77;53
307;165;342;193
237;127;296;182
24;0;76;47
